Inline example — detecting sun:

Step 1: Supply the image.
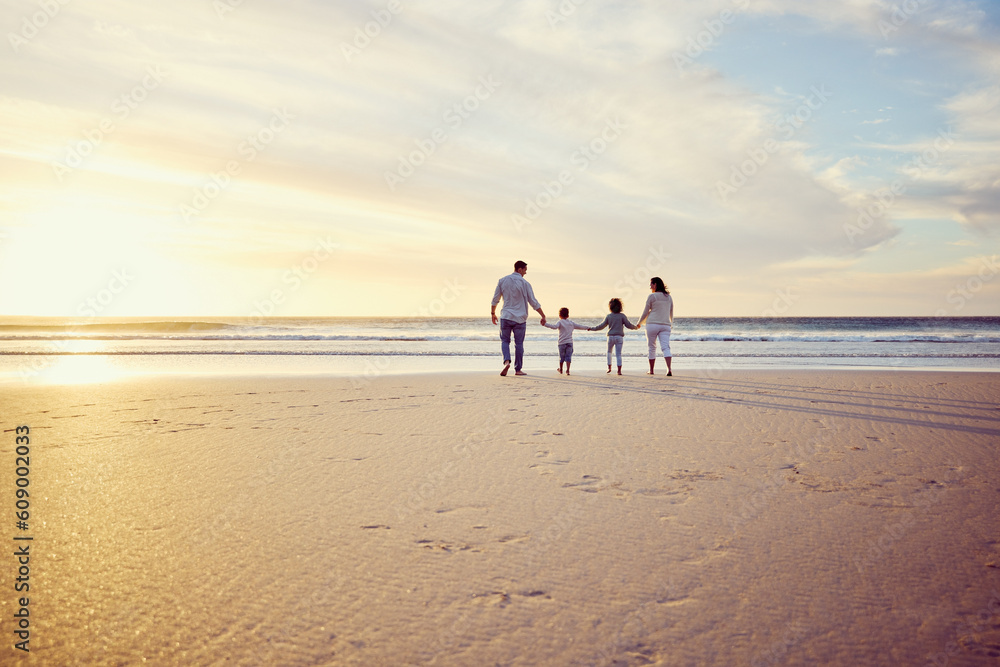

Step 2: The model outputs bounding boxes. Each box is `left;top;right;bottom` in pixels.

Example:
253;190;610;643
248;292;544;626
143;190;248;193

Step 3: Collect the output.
0;201;166;316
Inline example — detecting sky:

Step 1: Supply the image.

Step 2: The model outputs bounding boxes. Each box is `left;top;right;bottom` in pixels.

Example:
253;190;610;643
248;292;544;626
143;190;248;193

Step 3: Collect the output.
0;0;998;318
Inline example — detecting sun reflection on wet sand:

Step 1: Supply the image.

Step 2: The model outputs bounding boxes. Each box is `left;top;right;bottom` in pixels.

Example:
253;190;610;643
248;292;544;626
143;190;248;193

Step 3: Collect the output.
31;341;132;385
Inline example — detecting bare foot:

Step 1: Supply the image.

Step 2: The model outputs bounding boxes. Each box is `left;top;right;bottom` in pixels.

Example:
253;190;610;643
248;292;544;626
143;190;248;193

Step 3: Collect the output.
617;370;622;375
667;372;673;376
500;360;511;377
566;371;571;375
557;368;562;374
646;371;654;375
515;370;527;376
606;366;611;373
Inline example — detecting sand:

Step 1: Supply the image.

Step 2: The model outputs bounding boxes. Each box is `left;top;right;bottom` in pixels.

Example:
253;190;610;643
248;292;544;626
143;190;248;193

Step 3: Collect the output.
1;369;999;665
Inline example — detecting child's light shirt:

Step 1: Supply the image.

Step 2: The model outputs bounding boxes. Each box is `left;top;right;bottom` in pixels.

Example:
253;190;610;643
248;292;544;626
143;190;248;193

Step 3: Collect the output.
543;318;589;345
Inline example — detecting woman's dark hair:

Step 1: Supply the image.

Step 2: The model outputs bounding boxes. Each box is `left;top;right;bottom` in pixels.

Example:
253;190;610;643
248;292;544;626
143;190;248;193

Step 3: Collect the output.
608;298;622;314
559;307;569;318
650;277;669;294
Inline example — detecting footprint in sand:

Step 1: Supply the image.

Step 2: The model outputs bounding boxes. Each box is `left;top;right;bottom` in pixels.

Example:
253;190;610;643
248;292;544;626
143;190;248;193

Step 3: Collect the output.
470;589;551;608
416;539;477;553
529;451;571;475
561;475;627;496
433;505;489;515
471;591;511;607
529;459;570;468
634;486;692;499
669;469;724;482
562;474;604;490
613;470;724;502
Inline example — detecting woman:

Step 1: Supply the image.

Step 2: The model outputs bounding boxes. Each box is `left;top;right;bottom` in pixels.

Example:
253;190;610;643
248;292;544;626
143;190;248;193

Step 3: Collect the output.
637;277;673;376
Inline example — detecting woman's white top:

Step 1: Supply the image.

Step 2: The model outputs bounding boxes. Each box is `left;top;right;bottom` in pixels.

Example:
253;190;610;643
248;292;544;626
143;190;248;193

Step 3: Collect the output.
639;292;673;327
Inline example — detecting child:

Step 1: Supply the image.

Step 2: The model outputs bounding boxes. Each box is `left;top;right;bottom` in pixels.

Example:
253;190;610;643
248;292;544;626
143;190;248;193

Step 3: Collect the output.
589;298;638;375
542;307;589;375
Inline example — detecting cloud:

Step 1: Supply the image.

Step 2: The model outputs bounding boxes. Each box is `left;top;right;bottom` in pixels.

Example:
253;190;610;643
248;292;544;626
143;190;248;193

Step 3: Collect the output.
1;0;999;316
769;256;861;271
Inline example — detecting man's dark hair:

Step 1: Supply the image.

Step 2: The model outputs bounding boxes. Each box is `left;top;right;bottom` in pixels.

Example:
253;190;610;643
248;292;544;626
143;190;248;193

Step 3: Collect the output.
559;307;569;318
514;260;527;271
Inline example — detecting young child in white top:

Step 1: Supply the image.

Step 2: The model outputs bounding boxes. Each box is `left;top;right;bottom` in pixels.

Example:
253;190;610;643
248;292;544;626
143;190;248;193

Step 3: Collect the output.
542;307;589;375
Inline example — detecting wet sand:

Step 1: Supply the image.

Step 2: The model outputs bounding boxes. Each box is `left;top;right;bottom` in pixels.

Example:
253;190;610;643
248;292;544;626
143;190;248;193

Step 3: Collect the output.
1;370;998;665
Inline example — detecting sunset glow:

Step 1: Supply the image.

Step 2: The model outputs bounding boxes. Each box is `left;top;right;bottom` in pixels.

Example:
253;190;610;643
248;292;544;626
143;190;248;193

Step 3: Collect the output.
1;1;998;317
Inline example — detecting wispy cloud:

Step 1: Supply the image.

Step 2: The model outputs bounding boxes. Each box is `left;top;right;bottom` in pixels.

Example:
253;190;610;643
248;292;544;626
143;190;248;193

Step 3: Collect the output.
0;0;998;316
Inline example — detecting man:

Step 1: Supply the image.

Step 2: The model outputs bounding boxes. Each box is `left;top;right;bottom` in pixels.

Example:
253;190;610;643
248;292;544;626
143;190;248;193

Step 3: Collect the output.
491;260;545;376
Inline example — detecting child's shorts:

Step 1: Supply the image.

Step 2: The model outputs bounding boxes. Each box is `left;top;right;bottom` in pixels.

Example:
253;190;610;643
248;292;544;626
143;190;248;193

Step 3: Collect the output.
558;343;573;363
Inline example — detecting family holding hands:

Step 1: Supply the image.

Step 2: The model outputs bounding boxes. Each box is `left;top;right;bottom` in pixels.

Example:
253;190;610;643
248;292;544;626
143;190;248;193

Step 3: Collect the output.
491;260;673;378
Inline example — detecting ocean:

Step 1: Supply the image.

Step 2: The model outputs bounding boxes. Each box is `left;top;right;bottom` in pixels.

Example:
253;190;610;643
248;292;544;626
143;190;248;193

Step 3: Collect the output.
1;316;998;383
